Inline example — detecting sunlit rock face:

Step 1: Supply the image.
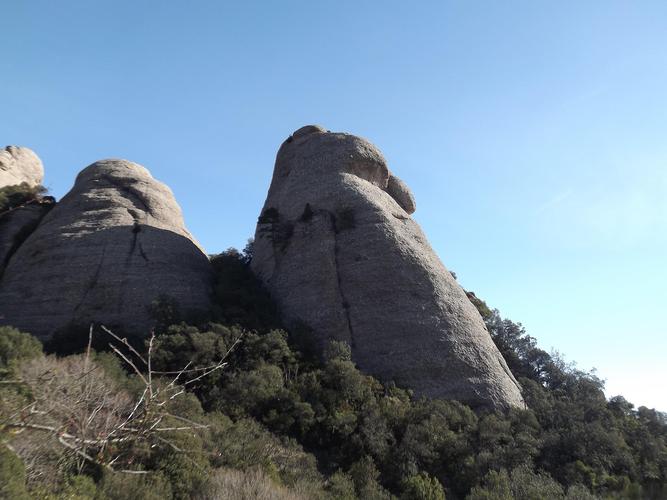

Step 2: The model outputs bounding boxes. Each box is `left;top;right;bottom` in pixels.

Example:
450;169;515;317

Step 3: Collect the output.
0;159;213;340
0;146;44;188
251;125;525;410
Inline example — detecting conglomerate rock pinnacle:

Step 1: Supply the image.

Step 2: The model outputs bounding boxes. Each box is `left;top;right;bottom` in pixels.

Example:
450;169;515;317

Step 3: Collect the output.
0;159;213;340
251;125;525;410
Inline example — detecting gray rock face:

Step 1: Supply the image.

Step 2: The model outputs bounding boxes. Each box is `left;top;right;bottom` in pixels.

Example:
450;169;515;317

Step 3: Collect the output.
0;202;54;276
251;126;524;410
0;159;213;340
0;146;44;188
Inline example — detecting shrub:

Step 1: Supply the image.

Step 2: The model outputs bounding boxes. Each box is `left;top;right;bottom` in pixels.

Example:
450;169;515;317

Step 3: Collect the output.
327;471;357;500
0;326;42;372
199;467;312;500
0;445;29;500
0;183;47;212
98;471;173;500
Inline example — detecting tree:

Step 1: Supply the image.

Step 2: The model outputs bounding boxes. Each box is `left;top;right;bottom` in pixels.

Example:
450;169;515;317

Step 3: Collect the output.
1;325;235;475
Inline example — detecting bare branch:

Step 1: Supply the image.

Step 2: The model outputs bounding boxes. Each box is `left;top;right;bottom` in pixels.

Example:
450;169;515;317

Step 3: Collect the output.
108;344;149;387
100;325;147;366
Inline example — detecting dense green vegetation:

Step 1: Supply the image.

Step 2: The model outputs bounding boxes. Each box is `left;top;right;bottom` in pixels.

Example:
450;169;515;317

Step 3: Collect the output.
1;246;665;499
0;182;47;212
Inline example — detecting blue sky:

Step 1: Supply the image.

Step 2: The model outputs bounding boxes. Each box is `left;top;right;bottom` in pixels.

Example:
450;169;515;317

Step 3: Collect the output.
3;1;666;410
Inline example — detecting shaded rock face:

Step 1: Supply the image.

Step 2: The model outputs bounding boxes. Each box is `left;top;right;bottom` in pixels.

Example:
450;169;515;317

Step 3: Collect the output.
251;125;525;410
0;159;213;340
0;146;44;188
0;201;54;276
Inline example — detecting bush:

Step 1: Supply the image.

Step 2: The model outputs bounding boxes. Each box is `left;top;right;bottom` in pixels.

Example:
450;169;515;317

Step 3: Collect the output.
0;326;42;372
0;446;29;500
0;183;47;212
98;472;173;500
327;471;357;500
199;467;311;500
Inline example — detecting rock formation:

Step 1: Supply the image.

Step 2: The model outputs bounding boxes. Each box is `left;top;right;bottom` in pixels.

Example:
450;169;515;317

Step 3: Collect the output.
0;146;44;188
251;125;525;410
0;146;53;276
0;159;213;340
0;202;54;276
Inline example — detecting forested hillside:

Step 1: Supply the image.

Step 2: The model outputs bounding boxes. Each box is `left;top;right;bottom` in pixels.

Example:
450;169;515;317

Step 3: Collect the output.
1;245;665;499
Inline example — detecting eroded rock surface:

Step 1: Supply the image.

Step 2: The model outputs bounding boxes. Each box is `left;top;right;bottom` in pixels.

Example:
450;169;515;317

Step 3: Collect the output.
0;201;54;276
0;159;213;340
251;125;525;410
0;146;44;188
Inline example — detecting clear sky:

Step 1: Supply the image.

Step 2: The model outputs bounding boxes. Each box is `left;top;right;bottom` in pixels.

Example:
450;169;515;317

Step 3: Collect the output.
3;1;666;411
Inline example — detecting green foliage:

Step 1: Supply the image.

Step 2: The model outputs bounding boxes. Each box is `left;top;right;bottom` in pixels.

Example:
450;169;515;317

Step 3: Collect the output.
3;247;666;499
147;253;667;498
401;472;446;500
0;182;47;212
465;291;492;321
508;465;564;499
0;326;42;372
59;475;98;499
0;446;29;500
148;295;183;334
327;471;357;499
97;472;172;500
257;207;295;252
467;470;512;500
210;248;278;330
348;455;392;499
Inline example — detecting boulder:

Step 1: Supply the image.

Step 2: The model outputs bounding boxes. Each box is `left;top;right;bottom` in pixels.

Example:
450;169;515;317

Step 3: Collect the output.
0;146;44;188
0;159;213;340
251;125;525;410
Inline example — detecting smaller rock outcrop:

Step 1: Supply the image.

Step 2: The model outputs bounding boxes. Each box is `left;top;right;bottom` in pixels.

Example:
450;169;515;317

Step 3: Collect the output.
0;146;44;188
0;159;213;340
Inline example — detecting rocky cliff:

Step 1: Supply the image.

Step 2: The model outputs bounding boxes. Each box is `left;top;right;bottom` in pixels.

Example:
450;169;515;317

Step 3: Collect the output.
0;159;213;340
0;202;54;276
251;125;525;410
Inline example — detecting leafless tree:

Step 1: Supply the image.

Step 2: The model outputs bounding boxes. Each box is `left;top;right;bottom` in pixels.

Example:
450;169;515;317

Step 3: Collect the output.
2;325;239;475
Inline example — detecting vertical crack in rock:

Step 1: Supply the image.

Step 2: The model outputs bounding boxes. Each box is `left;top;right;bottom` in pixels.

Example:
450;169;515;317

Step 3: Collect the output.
137;242;149;262
327;210;356;349
128;221;149;262
128;222;140;260
72;244;107;316
126;207;149;263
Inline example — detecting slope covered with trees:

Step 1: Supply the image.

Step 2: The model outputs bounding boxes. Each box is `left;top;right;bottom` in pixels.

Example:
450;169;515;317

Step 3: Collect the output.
1;245;665;499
